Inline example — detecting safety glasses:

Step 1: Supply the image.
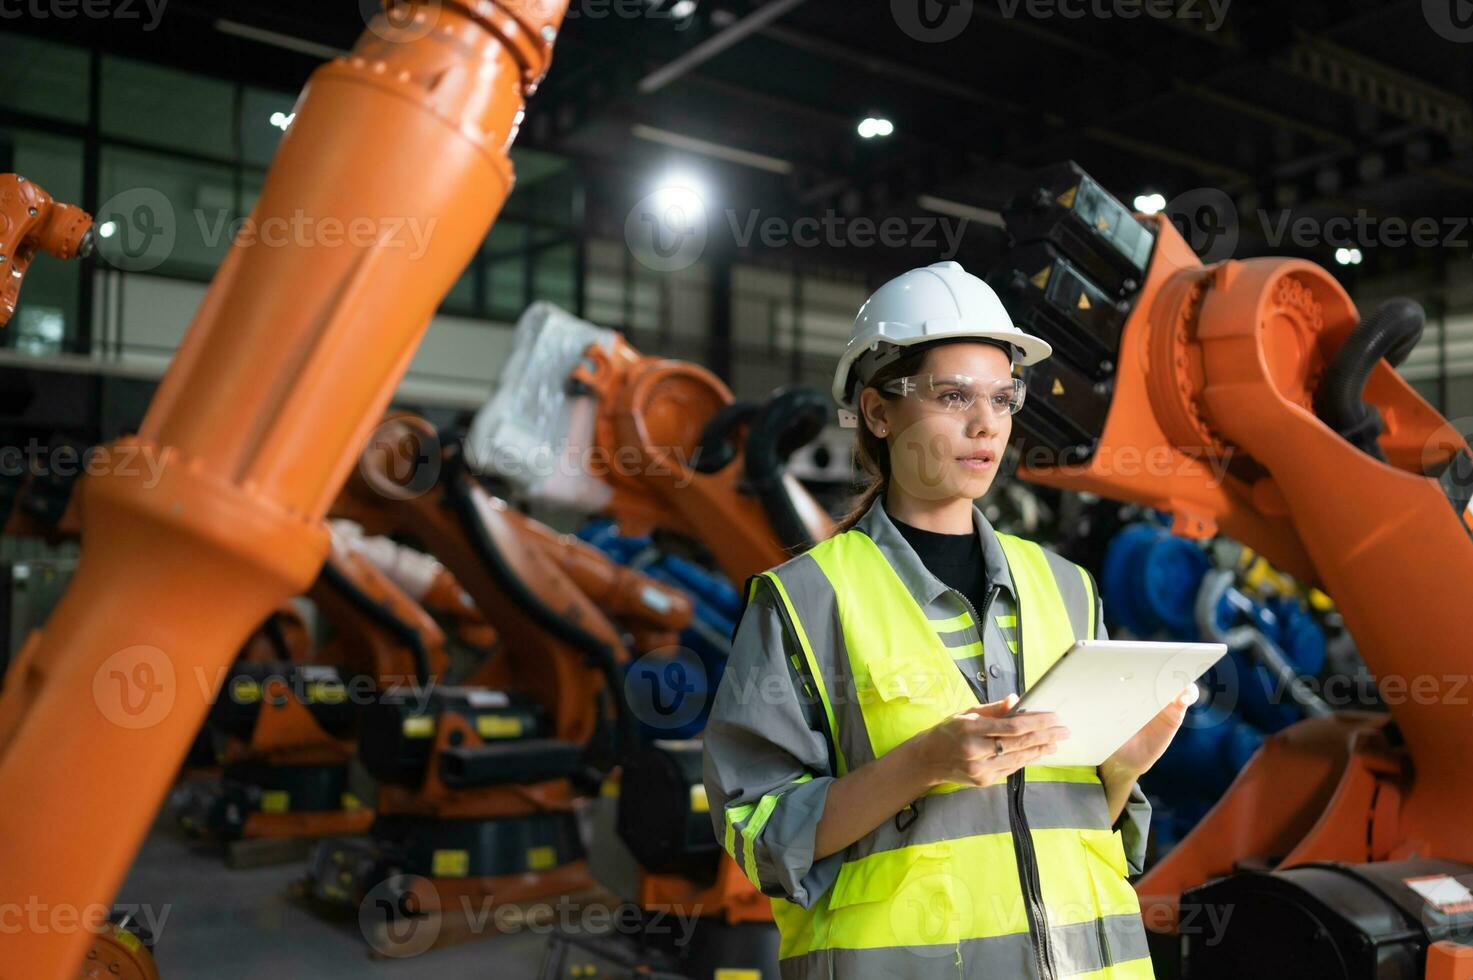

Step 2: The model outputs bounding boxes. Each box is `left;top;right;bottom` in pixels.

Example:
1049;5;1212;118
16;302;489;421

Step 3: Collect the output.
880;374;1027;417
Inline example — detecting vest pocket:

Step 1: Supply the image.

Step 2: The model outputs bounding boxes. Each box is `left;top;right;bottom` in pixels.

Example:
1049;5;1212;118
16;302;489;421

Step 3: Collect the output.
827;844;964;952
859;656;971;762
864;655;947;704
1078;827;1142;966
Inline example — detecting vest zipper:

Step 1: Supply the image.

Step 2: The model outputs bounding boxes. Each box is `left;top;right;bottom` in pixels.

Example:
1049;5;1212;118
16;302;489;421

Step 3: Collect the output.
940;583;1045;977
1008;596;1058;980
951;582;1058;980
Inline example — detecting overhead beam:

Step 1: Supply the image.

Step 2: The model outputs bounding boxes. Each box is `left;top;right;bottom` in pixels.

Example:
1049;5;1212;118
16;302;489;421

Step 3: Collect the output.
638;0;809;94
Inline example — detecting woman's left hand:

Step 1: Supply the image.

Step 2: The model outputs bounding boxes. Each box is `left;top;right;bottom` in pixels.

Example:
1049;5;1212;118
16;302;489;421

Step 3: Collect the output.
1100;683;1198;784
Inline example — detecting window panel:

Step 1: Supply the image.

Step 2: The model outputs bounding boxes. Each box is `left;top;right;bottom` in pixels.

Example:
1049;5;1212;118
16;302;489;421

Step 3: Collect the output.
98;146;237;278
0;128;85;352
0;35;89;124
101;56;233;156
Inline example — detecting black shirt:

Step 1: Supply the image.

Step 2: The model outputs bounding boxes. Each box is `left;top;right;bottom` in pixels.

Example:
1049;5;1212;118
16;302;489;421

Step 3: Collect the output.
887;505;991;620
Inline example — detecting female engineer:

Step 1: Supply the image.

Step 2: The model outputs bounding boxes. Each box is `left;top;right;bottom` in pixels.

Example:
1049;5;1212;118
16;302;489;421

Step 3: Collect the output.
703;261;1195;979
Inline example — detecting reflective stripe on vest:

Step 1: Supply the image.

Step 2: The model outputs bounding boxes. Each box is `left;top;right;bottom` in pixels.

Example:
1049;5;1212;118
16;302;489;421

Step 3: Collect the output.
755;528;1152;979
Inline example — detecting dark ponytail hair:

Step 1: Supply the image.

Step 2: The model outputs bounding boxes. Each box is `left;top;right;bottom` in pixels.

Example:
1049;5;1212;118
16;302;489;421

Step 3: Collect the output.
830;344;936;536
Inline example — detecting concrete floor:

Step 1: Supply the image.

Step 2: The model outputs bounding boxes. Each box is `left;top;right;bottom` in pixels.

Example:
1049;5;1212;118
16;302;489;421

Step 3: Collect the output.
116;821;549;979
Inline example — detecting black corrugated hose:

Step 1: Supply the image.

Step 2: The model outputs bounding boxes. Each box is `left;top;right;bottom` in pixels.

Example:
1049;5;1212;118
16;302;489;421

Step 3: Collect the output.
1313;297;1425;461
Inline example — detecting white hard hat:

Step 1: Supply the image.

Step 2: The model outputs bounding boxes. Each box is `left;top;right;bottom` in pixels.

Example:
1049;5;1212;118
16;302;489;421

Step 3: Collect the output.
832;260;1052;427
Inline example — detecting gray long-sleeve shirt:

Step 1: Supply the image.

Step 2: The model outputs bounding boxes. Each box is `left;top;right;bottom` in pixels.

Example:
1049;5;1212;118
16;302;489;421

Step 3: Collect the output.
703;502;1151;910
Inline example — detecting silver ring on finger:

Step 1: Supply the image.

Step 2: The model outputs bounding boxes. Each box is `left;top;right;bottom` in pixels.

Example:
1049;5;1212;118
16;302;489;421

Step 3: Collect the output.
994;737;1005;757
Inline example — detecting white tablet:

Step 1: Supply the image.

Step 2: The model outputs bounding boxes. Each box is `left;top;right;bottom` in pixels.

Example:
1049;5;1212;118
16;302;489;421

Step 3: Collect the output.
1007;639;1228;767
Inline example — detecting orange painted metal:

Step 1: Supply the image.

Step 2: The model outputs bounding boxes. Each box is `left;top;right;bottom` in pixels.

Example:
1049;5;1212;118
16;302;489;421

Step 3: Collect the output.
1133;713;1389;931
341;413;691;745
0;174;92;328
559;336;841;923
1427;940;1473;980
312;541;452;685
1022;215;1473;941
570;335;834;583
76;923;158;980
373;709;580;822
0;2;568;974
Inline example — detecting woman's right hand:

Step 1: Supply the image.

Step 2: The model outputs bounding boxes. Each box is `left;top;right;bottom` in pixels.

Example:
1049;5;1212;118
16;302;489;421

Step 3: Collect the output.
911;694;1070;788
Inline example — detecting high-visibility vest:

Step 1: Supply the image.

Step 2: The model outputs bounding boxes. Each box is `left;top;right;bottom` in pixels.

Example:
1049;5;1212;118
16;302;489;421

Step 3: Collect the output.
747;526;1154;979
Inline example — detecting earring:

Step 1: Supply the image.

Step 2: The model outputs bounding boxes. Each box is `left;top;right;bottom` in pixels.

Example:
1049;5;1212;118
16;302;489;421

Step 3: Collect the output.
877;427;887;436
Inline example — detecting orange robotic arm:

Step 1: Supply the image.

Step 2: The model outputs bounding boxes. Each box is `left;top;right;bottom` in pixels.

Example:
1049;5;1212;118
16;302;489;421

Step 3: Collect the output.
311;531;453;687
464;309;838;925
340;414;693;744
0;174;93;328
989;165;1473;940
464;304;834;585
324;518;497;654
571;335;835;583
0;2;568;976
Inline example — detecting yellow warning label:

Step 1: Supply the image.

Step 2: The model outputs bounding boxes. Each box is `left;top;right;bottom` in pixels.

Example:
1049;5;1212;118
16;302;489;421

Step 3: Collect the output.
306;682;347;705
341;793;363;811
433;849;470;878
476;715;524;739
112;925;142;954
1052;378;1065;396
527;846;558;871
1077;292;1091;310
231;678;261;704
1030;265;1052;290
1056;186;1077;209
403;715;435;738
260;790;290;814
715;971;762;980
689;784;710;814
